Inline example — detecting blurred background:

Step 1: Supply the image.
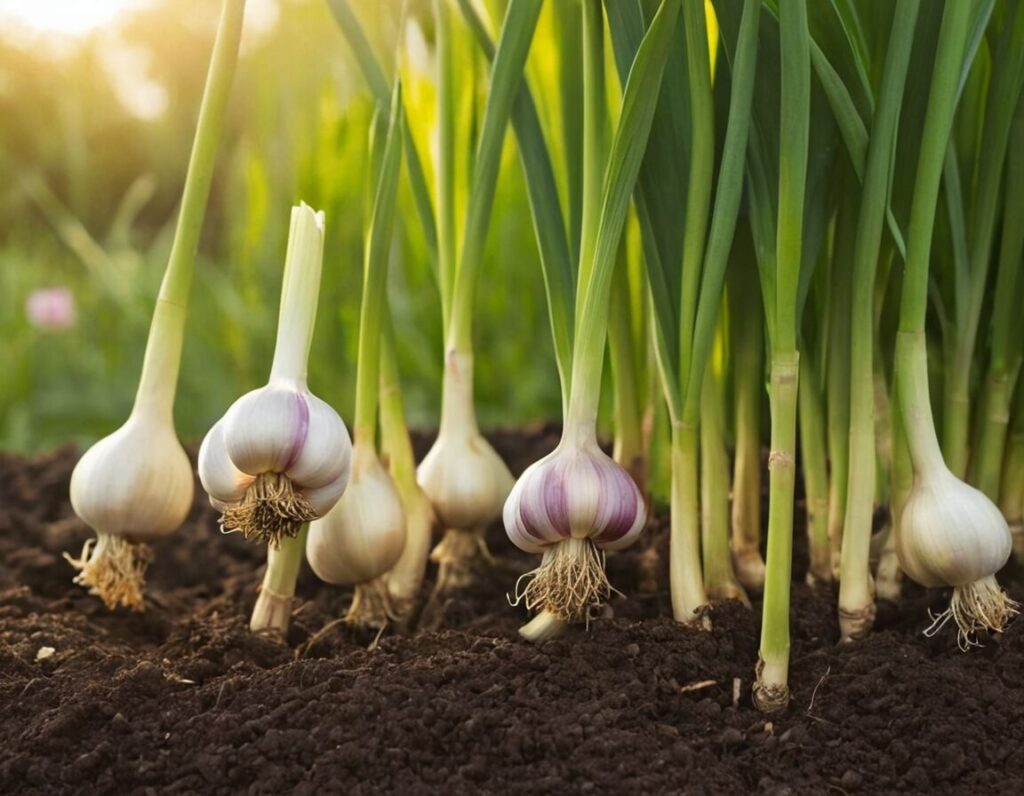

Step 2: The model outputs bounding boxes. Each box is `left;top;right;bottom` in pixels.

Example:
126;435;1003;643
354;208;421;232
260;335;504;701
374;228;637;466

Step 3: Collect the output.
0;0;567;453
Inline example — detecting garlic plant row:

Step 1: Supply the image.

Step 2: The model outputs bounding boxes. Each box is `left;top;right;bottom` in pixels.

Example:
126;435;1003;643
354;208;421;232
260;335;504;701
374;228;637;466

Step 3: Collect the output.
68;0;1023;719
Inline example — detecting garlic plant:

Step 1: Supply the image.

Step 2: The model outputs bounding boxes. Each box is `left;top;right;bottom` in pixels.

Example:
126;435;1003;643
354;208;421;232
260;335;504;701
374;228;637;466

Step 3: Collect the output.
306;90;405;630
414;0;539;594
893;0;1017;648
66;0;246;611
199;203;351;635
506;0;678;642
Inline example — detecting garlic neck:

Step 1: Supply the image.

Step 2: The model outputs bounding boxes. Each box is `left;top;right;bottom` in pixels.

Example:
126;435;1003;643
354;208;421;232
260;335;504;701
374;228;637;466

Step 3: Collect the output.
270;205;325;384
438;349;480;440
895;330;946;481
132;299;186;424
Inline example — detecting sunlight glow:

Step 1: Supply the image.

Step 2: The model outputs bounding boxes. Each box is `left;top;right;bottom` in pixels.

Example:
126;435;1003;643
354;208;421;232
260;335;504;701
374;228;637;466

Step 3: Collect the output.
0;0;151;36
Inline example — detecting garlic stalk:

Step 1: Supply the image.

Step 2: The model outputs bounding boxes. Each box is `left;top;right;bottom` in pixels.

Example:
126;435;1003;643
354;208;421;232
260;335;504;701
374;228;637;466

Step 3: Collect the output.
66;0;246;611
893;0;1016;648
199;204;351;547
380;311;437;618
306;91;405;630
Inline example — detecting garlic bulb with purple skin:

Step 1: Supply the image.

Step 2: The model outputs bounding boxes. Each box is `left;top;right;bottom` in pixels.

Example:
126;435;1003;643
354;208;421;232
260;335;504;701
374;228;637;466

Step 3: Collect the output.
505;436;646;641
198;204;352;545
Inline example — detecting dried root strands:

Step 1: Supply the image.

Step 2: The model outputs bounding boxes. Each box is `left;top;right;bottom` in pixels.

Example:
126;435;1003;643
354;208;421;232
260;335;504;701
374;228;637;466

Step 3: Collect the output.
63;534;155;611
199;205;352;545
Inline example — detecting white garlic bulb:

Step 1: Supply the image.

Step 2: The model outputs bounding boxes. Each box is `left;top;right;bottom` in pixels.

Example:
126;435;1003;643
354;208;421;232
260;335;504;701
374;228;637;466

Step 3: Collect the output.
67;409;194;610
199;387;352;542
417;351;514;531
897;465;1017;646
306;448;406;587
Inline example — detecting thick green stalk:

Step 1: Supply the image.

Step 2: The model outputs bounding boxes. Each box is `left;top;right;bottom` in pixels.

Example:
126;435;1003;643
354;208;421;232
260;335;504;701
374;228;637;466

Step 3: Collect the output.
564;0;680;439
380;310;436;609
943;0;1024;477
447;0;544;353
353;95;403;445
701;354;746;605
134;0;244;421
973;105;1024;499
755;0;809;715
554;0;584;261
838;0;918;643
609;248;645;487
896;0;972;478
455;0;575;405
825;197;856;576
729;248;764;592
677;0;714;390
670;423;708;621
251;526;308;635
435;0;458;330
798;352;830;586
576;0;606;305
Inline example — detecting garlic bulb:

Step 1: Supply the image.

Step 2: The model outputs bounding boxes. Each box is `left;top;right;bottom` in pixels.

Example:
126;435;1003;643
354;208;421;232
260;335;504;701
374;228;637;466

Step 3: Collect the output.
68;409;194;610
505;434;646;640
417;352;514;530
198;204;352;545
897;465;1017;647
199;387;351;543
307;447;406;627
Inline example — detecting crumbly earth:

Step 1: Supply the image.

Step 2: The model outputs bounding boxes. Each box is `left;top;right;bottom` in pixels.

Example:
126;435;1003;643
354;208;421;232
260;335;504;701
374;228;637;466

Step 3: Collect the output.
2;427;1023;795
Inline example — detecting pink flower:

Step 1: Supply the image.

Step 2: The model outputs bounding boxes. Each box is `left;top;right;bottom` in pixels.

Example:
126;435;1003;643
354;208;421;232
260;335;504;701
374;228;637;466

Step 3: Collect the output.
26;287;77;331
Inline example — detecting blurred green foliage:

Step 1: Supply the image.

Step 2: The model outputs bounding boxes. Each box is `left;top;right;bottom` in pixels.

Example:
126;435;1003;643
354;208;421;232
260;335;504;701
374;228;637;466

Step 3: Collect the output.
0;0;564;453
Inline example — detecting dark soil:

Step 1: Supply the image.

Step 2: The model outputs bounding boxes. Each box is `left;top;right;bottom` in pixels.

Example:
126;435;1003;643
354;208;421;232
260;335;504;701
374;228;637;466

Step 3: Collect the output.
2;426;1024;795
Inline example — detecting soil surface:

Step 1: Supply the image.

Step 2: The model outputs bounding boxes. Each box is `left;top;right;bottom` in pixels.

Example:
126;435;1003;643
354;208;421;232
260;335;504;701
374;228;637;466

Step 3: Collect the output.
2;426;1023;795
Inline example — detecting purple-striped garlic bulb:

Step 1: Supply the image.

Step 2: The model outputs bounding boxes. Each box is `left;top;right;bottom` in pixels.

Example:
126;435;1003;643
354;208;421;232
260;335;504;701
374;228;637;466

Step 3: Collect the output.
198;204;352;546
504;437;646;641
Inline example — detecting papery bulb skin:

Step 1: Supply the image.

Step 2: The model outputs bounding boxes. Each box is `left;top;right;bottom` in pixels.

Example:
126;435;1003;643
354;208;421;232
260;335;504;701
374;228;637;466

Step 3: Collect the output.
504;439;646;554
199;383;352;546
67;411;194;610
307;448;406;588
897;466;1017;646
506;436;647;641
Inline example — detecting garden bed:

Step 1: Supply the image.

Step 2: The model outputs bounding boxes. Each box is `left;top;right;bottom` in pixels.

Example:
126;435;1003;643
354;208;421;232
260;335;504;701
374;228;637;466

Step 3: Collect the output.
1;428;1023;794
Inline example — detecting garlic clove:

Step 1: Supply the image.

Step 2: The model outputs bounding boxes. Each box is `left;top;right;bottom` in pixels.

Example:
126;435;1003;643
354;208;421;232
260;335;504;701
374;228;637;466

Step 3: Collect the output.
197;419;253;506
307;453;406;586
284;390;352;489
222;385;311;476
302;471;351;517
70;412;194;544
